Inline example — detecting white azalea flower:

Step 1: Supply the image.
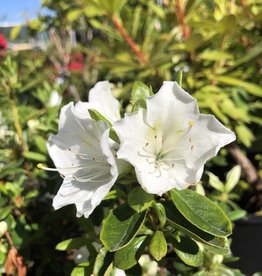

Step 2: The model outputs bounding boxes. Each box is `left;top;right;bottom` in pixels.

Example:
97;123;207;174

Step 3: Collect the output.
45;102;119;218
113;81;236;196
73;81;121;123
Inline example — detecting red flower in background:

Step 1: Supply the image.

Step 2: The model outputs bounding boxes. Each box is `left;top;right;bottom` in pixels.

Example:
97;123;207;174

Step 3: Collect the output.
0;33;8;49
67;52;84;72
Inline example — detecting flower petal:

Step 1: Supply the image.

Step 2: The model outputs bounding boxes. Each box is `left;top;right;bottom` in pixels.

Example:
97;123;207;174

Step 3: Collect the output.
48;103;119;218
146;81;199;147
53;171;117;218
176;114;236;169
135;163;204;196
89;81;121;122
114;109;155;172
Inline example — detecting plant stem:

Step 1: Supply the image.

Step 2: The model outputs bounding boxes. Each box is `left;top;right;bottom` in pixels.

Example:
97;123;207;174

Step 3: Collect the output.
112;15;147;64
174;0;190;40
228;143;258;184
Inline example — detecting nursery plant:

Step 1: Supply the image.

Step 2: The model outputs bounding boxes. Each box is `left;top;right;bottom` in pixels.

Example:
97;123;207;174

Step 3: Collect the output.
0;0;261;275
38;80;239;275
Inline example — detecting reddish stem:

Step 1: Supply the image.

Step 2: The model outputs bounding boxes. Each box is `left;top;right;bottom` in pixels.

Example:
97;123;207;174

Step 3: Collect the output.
112;15;147;64
175;0;190;40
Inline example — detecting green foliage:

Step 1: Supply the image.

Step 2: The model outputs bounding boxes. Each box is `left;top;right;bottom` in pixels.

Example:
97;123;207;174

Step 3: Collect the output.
127;187;154;212
0;0;261;274
170;189;232;237
149;231;167;261
100;204;146;251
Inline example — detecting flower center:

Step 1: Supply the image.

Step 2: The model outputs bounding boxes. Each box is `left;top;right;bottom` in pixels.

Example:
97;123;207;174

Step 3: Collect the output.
138;135;193;177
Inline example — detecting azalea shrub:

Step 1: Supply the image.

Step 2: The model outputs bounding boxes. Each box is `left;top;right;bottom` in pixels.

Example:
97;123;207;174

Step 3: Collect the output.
0;0;261;275
37;80;239;274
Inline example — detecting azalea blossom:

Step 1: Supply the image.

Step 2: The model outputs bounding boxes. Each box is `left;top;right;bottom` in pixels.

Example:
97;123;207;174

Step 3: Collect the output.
113;81;236;195
45;102;119;218
73;81;121;123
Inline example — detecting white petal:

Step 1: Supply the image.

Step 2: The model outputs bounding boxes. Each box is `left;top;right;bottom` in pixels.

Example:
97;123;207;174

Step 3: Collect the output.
72;101;93;119
58;102;73;130
89;81;121;122
48;103;119;218
113;109;155;172
146;81;199;147
135;164;203;196
53;171;117;218
176;114;236;169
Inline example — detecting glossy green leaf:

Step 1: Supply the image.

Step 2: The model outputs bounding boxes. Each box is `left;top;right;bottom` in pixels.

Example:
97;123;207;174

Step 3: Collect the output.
164;202;230;254
171;189;232;237
93;247;114;276
71;262;91;276
100;204;146;251
225;165;241;192
128;187;154;212
56;237;90;251
114;236;147;270
153;202;166;228
170;235;203;267
149;231;167;261
207;172;224;192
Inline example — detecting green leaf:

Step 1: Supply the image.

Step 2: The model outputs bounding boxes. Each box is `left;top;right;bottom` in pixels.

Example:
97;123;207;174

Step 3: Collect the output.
170;235;203;267
104;189;126;201
10;25;22;40
171;189;232;237
88;109;119;143
198;50;233;61
0;206;13;221
153;202;166;228
131;81;151;111
100;204;146;251
216;76;262;97
114;236;147;270
207;172;224;192
164;202;230;254
235;124;254;147
67;9;82;22
93;247;114;276
56;237;90;251
233;41;262;68
149;231;167;261
88;109;112;126
227;209;247;221
23;151;47;162
225;165;241;192
71;263;91;276
128;187;154;212
217;15;236;34
176;70;183;87
185;33;204;51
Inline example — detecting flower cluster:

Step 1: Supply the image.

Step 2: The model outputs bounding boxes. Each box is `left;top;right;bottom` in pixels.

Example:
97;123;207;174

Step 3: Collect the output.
45;81;235;218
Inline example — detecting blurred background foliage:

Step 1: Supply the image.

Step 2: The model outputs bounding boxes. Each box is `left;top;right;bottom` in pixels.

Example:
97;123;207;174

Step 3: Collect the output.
0;0;261;275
